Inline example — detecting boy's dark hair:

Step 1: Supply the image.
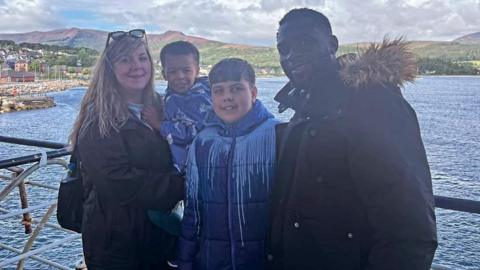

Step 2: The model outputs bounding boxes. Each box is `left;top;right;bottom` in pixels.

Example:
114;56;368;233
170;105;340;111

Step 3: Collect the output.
160;41;200;67
209;58;256;86
279;8;332;35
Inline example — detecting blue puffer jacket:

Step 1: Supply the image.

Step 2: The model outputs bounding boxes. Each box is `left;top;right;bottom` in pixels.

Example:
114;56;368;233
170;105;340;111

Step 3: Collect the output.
179;100;279;270
160;76;213;170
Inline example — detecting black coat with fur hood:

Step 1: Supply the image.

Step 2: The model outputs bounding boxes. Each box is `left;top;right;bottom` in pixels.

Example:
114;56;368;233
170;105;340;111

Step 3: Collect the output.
267;39;438;270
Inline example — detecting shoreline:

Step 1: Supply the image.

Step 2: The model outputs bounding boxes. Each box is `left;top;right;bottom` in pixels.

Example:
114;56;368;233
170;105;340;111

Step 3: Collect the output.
0;75;477;114
0;95;55;113
0;80;89;97
417;74;480;78
0;80;88;114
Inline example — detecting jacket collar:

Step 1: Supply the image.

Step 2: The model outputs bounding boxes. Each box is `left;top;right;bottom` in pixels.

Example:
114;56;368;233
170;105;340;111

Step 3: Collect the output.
274;69;348;118
121;93;163;131
303;72;349;118
208;100;274;137
120;112;151;131
165;76;210;98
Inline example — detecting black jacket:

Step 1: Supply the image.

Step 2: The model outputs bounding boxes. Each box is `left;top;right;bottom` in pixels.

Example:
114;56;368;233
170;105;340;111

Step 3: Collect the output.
77;114;184;270
267;40;437;270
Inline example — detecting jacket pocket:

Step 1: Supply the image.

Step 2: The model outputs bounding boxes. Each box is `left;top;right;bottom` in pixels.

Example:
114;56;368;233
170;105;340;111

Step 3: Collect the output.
301;217;362;270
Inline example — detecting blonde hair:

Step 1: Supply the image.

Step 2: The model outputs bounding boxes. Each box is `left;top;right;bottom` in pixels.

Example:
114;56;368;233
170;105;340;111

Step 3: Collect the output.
69;36;156;148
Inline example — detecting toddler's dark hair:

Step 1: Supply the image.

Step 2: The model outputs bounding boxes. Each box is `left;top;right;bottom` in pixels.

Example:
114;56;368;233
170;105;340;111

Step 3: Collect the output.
160;41;200;67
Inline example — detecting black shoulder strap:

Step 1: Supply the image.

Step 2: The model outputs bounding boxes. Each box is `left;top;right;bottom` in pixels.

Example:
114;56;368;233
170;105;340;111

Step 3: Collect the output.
68;147;81;178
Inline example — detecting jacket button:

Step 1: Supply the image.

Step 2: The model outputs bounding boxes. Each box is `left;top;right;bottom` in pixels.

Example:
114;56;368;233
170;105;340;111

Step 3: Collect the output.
309;129;317;137
267;254;274;261
316;176;323;183
294;222;300;228
347;233;354;239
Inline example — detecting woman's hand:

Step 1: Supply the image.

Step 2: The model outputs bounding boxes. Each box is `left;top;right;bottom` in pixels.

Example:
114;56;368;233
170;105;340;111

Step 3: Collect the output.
142;105;162;131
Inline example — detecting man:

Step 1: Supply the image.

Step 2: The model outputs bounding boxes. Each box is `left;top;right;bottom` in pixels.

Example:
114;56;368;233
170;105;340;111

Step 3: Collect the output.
267;8;438;270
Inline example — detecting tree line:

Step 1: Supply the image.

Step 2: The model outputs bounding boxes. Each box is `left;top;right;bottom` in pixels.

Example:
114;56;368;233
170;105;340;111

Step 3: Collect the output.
417;58;479;75
0;40;98;69
1;40;479;76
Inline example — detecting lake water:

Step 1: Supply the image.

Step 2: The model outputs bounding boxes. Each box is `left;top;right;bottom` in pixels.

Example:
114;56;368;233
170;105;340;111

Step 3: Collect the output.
0;77;479;269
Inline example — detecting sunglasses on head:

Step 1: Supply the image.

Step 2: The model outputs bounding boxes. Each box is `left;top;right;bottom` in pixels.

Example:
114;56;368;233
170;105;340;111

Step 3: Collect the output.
105;29;147;48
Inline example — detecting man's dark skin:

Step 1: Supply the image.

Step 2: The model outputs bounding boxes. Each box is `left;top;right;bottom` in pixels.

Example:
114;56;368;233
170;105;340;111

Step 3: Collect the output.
276;17;338;90
267;9;437;270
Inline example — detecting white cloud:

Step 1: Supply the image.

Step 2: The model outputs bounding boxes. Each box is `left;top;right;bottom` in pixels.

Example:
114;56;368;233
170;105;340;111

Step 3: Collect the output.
0;0;61;32
322;0;480;43
0;0;478;45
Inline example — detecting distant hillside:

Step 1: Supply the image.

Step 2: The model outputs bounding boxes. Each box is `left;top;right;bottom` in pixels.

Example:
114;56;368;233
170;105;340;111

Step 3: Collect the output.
0;28;216;51
0;28;479;75
0;28;106;51
1;28;479;62
339;40;480;61
146;31;279;71
0;28;280;71
453;32;480;45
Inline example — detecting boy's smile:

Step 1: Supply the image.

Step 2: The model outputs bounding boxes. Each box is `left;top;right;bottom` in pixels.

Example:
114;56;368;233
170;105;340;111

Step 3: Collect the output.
212;79;257;124
162;54;199;94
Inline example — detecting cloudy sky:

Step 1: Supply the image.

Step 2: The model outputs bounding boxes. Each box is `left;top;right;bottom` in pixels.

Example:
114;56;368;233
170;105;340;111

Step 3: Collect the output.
0;0;478;46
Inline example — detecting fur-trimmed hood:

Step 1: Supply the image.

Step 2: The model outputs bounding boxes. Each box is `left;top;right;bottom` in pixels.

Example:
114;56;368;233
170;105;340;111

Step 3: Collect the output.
338;38;417;89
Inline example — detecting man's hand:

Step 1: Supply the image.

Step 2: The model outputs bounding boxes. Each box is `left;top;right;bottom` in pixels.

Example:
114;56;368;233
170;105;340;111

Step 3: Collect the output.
142;105;162;131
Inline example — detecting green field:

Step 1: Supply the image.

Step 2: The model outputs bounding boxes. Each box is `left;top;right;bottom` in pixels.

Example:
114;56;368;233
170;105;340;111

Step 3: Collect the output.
466;60;480;67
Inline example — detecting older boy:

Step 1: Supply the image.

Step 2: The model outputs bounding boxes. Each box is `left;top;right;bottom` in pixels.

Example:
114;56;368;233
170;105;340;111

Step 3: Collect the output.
178;58;280;270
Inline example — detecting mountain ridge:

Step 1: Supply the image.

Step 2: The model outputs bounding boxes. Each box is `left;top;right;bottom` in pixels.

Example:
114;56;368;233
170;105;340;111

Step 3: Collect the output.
0;28;479;75
1;27;479;50
0;28;241;51
453;32;480;44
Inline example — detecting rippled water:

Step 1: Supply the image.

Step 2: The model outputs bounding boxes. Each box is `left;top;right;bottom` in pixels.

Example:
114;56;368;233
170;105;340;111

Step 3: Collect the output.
0;77;479;269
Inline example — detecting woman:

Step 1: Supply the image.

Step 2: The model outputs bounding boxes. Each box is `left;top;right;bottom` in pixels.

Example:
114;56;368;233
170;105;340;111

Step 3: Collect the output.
69;29;184;269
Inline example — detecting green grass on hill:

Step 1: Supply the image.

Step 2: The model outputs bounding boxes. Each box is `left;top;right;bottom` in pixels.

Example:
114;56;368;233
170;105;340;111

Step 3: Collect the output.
2;37;479;76
338;41;480;61
466;60;480;67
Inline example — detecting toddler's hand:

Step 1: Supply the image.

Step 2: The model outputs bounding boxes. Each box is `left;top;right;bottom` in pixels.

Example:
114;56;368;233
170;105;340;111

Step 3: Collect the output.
142;105;161;131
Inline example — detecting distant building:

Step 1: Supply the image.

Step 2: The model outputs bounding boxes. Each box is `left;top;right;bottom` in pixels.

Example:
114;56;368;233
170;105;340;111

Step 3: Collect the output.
10;71;35;82
0;49;6;60
40;63;49;73
1;63;11;70
0;71;10;83
52;65;67;73
6;58;16;70
15;60;29;72
1;65;12;83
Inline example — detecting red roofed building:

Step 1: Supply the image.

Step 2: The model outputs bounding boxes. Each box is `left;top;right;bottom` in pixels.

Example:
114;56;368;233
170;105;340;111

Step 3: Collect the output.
10;71;35;82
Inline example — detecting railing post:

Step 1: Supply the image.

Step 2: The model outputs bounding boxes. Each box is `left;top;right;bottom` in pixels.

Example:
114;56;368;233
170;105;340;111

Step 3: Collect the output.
18;178;32;234
9;167;32;234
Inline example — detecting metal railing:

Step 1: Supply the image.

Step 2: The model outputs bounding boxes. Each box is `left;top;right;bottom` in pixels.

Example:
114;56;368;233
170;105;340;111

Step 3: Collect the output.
0;135;479;269
0;136;82;270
